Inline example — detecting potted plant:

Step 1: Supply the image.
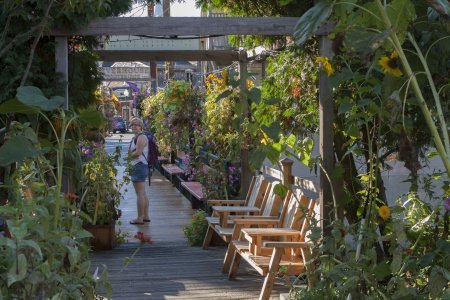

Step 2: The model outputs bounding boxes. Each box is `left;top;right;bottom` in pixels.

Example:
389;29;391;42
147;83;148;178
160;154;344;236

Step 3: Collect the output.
79;144;127;250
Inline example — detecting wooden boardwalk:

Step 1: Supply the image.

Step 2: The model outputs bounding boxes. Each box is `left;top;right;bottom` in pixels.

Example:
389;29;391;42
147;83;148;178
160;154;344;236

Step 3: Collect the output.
90;168;290;299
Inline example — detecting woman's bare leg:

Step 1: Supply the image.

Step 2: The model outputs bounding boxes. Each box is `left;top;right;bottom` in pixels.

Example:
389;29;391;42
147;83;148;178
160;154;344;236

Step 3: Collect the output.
132;181;148;222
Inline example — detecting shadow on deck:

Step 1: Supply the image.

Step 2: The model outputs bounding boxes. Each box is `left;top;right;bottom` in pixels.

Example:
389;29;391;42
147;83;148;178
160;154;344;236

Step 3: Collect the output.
90;169;289;299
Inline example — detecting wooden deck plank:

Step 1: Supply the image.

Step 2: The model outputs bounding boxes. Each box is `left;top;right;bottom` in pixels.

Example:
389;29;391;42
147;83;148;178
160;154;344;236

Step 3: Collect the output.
90;167;289;299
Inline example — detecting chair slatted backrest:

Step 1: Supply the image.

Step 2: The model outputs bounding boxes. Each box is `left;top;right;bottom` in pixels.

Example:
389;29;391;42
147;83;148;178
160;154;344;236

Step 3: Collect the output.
280;189;316;233
258;182;286;218
246;175;270;209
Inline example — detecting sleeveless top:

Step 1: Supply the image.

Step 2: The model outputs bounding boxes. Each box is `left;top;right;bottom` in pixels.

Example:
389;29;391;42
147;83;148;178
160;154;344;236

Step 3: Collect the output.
129;134;149;166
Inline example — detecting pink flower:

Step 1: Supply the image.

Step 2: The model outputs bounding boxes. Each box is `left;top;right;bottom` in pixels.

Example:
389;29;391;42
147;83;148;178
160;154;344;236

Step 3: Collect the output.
134;232;153;244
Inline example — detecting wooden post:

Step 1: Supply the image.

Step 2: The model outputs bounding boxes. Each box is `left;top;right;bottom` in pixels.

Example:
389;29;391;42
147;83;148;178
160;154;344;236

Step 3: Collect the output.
318;30;334;236
147;4;157;94
163;0;173;80
280;158;294;187
239;50;251;197
55;36;68;110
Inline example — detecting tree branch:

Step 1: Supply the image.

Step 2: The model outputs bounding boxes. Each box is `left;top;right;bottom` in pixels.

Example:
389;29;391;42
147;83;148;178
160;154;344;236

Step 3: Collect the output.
20;0;55;86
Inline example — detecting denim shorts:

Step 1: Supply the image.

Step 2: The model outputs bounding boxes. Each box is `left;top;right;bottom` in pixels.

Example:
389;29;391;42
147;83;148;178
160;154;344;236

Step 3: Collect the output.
131;162;149;182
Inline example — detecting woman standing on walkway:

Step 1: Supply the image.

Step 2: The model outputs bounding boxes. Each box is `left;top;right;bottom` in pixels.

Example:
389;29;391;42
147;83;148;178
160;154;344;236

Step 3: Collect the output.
128;117;150;225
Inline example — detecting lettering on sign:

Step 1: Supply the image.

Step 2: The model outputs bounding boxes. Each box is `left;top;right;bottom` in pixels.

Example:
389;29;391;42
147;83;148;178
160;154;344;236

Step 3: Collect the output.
101;67;150;80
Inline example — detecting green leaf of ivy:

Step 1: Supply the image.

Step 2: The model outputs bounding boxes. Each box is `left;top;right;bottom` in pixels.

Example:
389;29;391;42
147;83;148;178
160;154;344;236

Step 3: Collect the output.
264;98;281;105
248;88;261;104
274;183;289;199
250;149;266;171
216;89;233;101
262;122;281;141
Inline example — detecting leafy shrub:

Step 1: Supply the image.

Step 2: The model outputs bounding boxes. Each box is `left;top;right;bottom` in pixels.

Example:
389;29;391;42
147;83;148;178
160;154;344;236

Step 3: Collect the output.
183;210;208;246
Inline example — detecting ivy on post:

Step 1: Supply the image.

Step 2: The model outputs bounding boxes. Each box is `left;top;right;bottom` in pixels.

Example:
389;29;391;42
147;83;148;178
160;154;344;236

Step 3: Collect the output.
316;23;335;237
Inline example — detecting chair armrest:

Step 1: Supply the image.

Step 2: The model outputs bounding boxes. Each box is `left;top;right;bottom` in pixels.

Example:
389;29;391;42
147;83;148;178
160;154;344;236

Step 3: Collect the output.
212;206;260;213
232;218;280;225
229;215;278;220
207;199;245;206
242;228;300;237
263;241;313;248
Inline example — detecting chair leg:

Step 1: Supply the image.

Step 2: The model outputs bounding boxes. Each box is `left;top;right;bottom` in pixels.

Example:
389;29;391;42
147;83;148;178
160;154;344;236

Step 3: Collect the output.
259;248;283;300
202;225;214;249
222;242;235;273
228;251;241;280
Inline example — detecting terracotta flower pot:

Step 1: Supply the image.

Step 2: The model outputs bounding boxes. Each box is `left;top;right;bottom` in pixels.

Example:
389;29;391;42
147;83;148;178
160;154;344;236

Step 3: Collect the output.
83;222;115;250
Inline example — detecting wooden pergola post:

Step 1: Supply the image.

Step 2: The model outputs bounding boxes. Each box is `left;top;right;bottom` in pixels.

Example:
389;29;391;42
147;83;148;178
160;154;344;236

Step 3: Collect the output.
239;50;251;197
280;158;294;187
318;28;334;236
55;36;68;110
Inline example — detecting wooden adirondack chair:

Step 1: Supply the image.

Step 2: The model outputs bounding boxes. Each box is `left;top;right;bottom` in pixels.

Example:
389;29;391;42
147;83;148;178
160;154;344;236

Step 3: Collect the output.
221;188;293;274
228;189;317;300
207;182;288;261
202;175;271;249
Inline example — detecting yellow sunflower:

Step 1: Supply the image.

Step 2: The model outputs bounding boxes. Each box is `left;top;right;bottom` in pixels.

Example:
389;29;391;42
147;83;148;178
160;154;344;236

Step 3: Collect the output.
379;205;391;221
315;56;334;76
379;51;403;77
260;130;269;145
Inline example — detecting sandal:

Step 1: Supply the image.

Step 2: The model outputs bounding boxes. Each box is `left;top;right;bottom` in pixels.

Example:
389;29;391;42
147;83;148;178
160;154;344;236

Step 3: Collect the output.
129;220;144;225
143;219;151;222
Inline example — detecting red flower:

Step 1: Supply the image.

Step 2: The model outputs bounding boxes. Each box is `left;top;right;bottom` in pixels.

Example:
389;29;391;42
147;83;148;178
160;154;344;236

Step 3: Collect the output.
134;232;153;244
404;248;412;255
64;193;79;200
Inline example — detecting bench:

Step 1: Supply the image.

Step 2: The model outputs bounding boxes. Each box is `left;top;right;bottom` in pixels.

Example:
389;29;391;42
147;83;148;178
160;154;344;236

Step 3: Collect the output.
180;181;205;209
154;155;168;174
179;163;214;210
161;163;185;187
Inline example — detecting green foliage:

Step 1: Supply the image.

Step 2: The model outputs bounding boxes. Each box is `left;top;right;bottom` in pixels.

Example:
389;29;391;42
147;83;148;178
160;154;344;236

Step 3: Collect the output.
195;0;315;48
80;147;126;225
293;197;449;299
183;210;208;246
0;0;132;110
260;44;319;136
0;194;106;299
0;88;111;297
294;1;333;47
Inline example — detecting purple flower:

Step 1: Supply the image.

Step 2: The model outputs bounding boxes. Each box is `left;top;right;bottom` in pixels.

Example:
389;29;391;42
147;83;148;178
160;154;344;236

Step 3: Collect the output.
444;196;450;211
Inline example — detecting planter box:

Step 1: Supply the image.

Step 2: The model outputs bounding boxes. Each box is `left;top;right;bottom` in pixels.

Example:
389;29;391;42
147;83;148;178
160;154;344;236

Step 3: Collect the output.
83;223;115;250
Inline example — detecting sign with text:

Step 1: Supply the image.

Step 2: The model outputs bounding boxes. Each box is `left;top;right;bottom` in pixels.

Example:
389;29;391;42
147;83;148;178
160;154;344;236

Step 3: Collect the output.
101;66;150;81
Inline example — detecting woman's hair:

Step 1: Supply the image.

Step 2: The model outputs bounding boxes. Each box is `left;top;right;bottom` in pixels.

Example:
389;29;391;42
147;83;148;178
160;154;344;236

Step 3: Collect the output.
130;117;144;128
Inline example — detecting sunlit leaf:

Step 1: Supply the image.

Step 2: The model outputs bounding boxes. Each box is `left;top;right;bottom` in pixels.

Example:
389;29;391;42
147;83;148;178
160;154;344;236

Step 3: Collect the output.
274;183;289;198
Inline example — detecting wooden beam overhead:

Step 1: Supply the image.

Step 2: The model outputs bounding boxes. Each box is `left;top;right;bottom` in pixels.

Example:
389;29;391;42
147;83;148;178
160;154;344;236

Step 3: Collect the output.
52;17;298;36
94;50;240;63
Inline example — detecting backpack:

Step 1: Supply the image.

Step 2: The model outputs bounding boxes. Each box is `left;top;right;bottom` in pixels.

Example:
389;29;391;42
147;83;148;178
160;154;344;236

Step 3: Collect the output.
132;131;160;167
